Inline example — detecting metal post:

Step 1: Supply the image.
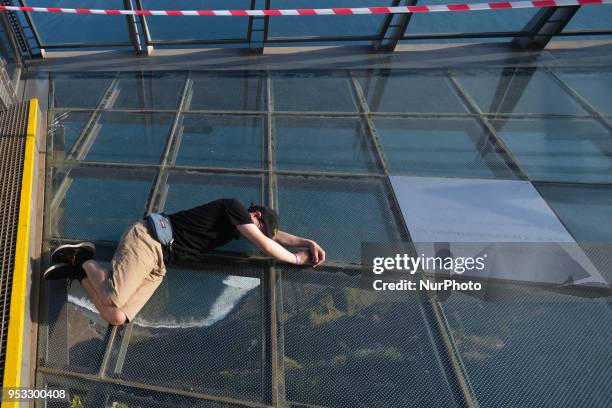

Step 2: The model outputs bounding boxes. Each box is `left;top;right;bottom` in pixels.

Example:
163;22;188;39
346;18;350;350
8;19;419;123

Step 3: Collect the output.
373;0;419;51
134;0;154;55
123;0;144;55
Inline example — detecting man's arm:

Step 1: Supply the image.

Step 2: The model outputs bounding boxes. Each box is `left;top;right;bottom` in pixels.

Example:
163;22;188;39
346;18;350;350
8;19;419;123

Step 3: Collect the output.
274;230;326;267
237;224;311;265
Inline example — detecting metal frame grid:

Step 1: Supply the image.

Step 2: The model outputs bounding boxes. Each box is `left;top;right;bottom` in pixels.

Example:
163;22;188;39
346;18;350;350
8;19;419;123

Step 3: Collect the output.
37;66;612;407
6;1;611;55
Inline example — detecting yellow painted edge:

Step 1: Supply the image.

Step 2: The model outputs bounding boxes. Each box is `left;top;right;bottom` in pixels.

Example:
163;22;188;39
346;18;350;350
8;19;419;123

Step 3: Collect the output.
2;99;38;407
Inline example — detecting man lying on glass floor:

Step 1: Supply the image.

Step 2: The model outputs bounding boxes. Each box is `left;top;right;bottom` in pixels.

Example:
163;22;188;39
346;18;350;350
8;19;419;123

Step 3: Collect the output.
43;198;326;326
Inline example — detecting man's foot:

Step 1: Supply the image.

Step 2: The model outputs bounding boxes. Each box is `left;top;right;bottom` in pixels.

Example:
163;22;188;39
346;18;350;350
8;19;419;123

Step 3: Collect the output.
51;242;95;267
43;263;86;281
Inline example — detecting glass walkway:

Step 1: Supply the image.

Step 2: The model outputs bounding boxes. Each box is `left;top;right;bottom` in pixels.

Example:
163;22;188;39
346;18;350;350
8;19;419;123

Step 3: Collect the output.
35;66;612;407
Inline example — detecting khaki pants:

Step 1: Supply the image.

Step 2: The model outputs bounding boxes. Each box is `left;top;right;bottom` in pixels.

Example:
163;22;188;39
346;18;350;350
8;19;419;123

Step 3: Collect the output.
105;221;166;322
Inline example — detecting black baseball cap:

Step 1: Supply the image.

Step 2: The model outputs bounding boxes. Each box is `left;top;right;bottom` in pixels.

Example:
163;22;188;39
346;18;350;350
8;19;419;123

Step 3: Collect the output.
247;204;279;238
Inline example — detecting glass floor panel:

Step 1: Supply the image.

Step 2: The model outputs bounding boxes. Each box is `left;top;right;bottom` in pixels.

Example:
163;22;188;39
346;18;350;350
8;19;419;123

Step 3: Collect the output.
174;115;264;169
275;116;380;174
536;184;612;243
115;265;265;401
161;171;264;255
491;118;612;183
49;166;155;241
50;111;174;164
277;176;402;263
161;171;264;214
51;73;116;109
554;69;612;115
40;67;612;408
375;117;518;179
189;72;264;111
38;373;245;408
281;267;461;407
272;72;358;112
391;176;574;243
113;72;187;110
354;70;468;113
439;286;612;407
536;183;612;283
38;280;110;375
453;69;587;115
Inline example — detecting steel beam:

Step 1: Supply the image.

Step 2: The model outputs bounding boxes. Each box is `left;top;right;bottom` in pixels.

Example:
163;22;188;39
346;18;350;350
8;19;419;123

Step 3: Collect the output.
16;0;44;56
134;0;154;55
248;0;270;54
145;72;193;214
0;3;30;61
123;0;145;55
513;6;580;49
38;366;275;408
373;0;419;52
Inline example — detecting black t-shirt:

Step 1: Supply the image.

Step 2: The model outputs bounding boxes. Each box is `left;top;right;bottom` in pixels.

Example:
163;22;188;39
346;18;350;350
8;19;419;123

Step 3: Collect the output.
168;198;253;263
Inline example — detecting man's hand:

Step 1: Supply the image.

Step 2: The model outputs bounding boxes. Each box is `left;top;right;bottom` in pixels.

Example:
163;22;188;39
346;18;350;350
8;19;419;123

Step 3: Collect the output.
307;240;326;268
295;249;311;266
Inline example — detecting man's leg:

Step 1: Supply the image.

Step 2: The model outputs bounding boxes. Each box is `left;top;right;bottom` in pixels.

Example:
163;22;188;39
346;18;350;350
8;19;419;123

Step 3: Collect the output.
81;276;127;326
80;221;165;325
80;257;144;326
81;259;112;300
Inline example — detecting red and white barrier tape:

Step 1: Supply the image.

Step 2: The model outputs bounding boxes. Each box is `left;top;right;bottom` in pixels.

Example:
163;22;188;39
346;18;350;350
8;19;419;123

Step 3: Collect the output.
0;0;609;16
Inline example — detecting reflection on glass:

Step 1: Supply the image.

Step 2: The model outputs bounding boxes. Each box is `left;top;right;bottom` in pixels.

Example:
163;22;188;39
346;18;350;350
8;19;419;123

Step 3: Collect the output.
119;266;264;400
275;116;380;173
278;176;401;262
175;115;263;168
392;176;577;243
52;112;173;164
555;69;612;115
50;167;154;240
454;68;586;115
272;72;357;112
439;287;612;407
355;70;467;113
189;72;264;111
281;267;460;407
49;111;89;157
492;118;612;183
376;117;517;179
537;184;612;284
52;73;115;108
114;72;187;109
537;184;612;242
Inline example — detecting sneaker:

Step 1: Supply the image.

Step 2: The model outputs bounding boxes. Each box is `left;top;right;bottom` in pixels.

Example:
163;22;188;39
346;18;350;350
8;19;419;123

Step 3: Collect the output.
51;242;95;268
43;263;86;281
